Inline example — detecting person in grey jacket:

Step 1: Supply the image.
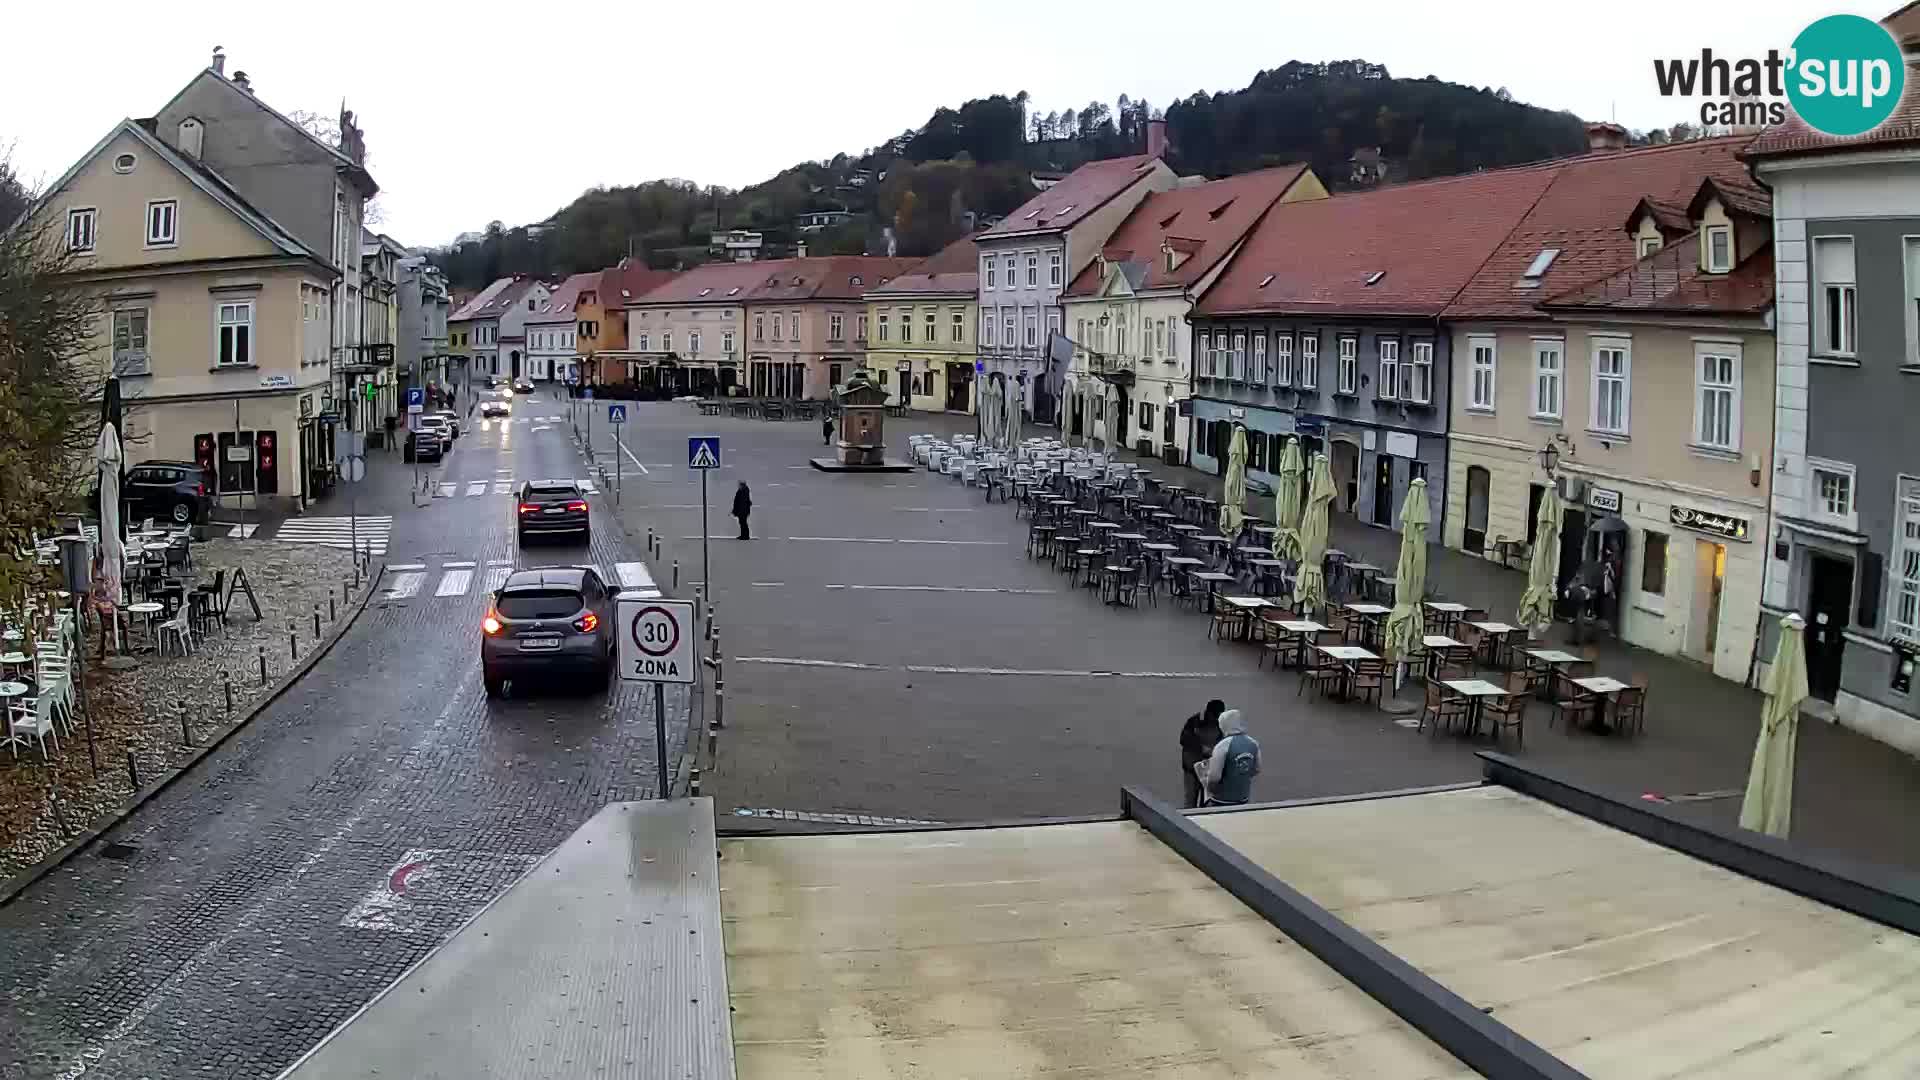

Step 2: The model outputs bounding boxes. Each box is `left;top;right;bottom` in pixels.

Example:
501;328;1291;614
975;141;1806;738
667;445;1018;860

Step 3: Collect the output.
1203;709;1261;806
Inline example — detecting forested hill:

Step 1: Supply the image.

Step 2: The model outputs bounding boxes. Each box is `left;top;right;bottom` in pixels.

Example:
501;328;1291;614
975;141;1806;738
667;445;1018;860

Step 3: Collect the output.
430;60;1588;291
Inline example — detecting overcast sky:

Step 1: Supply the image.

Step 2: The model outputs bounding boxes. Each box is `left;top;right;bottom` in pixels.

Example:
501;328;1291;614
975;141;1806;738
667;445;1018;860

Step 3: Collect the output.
5;0;1821;248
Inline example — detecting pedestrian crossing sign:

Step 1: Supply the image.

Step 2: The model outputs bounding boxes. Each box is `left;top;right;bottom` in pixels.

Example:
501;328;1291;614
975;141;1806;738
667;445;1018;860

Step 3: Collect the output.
607;404;627;424
688;436;721;469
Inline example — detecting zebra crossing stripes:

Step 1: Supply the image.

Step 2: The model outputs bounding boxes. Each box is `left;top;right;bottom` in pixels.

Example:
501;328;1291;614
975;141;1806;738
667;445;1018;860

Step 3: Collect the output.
466;481;488;497
493;481;512;495
578;479;598;494
483;561;512;592
272;515;393;555
614;561;660;598
435;568;473;597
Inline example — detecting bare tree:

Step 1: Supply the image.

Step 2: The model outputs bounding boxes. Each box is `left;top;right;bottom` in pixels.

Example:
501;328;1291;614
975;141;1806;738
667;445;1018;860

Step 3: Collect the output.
287;110;384;225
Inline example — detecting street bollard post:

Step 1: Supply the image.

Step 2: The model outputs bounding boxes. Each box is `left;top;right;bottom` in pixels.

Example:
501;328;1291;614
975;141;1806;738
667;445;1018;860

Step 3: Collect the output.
180;709;193;747
647;527;655;554
688;766;701;799
126;750;141;791
329;594;336;622
288;621;298;661
222;670;233;717
313;604;322;641
672;560;679;589
49;790;72;838
258;645;268;685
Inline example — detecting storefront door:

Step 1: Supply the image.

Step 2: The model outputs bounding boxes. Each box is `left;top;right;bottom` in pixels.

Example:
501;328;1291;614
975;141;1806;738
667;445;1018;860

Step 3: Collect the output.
1689;540;1726;663
946;364;972;412
1806;553;1854;702
1373;454;1394;527
1464;466;1491;554
1330;440;1359;513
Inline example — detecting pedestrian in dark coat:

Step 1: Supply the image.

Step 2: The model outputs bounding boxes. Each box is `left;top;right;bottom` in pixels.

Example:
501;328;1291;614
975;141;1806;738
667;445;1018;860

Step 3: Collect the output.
1179;699;1227;809
732;482;753;540
822;413;835;446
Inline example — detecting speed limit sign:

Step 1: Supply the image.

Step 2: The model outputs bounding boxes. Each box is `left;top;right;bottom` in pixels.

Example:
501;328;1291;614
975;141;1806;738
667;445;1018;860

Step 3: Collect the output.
616;598;694;684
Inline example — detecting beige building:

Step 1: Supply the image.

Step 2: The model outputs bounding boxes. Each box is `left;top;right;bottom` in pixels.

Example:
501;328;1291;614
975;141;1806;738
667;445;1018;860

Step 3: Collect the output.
742;255;912;399
32;118;337;507
864;235;979;413
616;260;762;397
1443;152;1775;683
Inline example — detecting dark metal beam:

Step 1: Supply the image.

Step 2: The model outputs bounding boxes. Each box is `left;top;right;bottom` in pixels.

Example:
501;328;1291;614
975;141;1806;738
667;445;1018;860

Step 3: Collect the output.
1120;786;1588;1080
1478;751;1920;937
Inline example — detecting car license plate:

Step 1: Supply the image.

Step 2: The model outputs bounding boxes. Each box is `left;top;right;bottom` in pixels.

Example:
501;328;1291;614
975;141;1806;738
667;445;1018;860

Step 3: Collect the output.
544;507;564;514
519;637;561;651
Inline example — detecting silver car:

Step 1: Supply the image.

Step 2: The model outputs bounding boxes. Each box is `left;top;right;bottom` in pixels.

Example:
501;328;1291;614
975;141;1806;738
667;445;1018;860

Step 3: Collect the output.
480;567;619;696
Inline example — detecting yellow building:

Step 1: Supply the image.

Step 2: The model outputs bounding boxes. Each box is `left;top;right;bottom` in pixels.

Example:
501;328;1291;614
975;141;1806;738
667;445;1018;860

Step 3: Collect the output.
863;235;979;413
30;118;336;508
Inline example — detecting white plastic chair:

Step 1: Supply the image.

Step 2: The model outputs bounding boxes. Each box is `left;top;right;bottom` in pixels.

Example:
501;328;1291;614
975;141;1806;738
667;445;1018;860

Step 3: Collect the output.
9;694;59;762
156;608;196;657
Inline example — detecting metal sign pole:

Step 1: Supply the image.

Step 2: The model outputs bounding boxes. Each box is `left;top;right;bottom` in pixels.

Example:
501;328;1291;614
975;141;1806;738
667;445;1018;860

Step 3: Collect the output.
700;470;711;599
614;417;622;506
653;680;669;799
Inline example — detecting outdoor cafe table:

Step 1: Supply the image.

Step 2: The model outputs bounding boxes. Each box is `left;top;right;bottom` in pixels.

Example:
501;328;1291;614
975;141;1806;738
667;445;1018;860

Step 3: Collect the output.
1112;531;1149;557
1442;678;1513;736
1216;595;1269;640
1317;644;1378;701
1249;558;1288;596
1344;602;1391;647
1572;675;1632;732
1275;619;1328;668
1101;565;1140;607
1344;561;1384;594
1191;571;1237;612
1466;621;1523;668
1422;635;1464;679
1424;601;1469;633
1523;648;1586;700
127;601;165;652
0;680;26;753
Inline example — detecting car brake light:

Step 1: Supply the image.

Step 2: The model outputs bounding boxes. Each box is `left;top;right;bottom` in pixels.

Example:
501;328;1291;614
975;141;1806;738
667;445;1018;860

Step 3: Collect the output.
482;612;503;635
566;500;588;512
518;503;540;513
574;611;599;633
194;483;205;497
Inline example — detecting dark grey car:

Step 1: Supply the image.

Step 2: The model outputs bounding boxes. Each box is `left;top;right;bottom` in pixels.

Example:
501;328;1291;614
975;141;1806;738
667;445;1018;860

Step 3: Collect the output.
481;567;619;696
516;479;590;544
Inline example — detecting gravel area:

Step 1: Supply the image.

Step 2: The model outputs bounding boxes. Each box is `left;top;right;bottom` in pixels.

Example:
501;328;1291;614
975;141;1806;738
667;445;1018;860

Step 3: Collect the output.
0;539;368;879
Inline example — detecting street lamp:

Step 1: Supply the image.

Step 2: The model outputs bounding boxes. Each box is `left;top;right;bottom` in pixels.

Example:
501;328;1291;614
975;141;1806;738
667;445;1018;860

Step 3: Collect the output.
1537;440;1560;476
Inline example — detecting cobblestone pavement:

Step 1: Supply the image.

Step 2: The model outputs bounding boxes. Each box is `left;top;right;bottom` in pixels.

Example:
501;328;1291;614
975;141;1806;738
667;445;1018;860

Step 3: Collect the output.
0;397;690;1080
594;402;1920;874
0;540;361;879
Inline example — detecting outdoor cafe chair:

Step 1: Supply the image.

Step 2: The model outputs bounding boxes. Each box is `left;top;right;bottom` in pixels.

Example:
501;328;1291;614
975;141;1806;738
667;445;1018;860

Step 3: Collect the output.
1348;657;1388;708
1419;678;1469;735
1168;569;1198;610
1547;672;1601;732
8;693;60;762
1615;677;1649;736
1484;674;1533;747
1300;650;1347;702
156;607;197;658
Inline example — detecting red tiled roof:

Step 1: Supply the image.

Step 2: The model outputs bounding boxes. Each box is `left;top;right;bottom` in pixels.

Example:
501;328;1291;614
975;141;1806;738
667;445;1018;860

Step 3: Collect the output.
1541;235;1774;316
1625;196;1692;235
1743;62;1920;158
979;154;1168;239
526;271;598;324
741;256;915;303
625;259;778;305
449;276;518;322
1063;164;1311;298
601;259;678;306
867;234;980;296
1442;136;1765;320
1195;165;1561;318
1688;175;1770;220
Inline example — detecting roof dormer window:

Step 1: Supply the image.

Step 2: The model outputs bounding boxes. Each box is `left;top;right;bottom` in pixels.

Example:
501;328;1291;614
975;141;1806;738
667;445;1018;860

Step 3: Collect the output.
1208;199;1234;221
1364;271;1386;287
727;287;740;296
1704;225;1733;273
850;275;863;286
1638;236;1663;259
698;287;712;297
1522;249;1560;279
1259;274;1275;288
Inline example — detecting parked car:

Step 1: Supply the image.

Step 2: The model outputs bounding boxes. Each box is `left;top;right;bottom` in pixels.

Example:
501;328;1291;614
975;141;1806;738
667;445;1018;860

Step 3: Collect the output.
480;396;511;418
480;566;619;695
434;409;462;439
404;416;449;463
485;375;500;389
512;378;535;394
123;460;212;526
515;479;590;544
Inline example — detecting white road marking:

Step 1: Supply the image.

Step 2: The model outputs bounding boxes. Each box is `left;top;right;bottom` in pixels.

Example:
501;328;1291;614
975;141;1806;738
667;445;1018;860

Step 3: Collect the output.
434;569;472;597
493;481;512;495
750;581;786;587
824;584;1055;594
435;482;456;498
381;571;424;600
786;536;1005;546
443;560;476;569
737;656;885;670
483;566;511;592
225;523;259;539
732;807;945;827
466;481;488;497
579;478;599;494
737;656;1228;679
614;437;650;476
273;515;392;556
386;563;426;572
898;508;978;513
494;468;513;475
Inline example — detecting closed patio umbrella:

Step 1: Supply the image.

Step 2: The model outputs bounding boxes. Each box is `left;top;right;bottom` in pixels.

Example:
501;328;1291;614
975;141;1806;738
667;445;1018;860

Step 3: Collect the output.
1271;437;1304;561
1517;484;1562;632
1741;613;1809;839
1006;378;1022;449
1382;477;1430;663
1219;425;1248;538
95;423;125;652
1293;452;1335;612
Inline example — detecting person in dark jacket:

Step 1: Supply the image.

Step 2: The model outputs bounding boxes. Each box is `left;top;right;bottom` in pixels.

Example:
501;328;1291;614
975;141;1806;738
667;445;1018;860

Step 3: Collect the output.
732;482;753;540
1179;699;1227;808
822;413;835;446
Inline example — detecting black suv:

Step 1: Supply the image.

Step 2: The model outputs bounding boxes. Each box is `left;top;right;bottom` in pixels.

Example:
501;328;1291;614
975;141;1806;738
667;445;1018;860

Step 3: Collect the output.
516;479;589;544
124;461;212;525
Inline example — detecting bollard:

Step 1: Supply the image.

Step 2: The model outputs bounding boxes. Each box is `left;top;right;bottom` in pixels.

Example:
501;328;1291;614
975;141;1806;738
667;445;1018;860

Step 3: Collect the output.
714;676;725;732
313;604;322;641
688;767;701;799
672;560;680;589
289;621;298;661
49;791;72;838
258;645;268;686
222;670;233;716
180;710;193;747
329;594;337;622
647;527;655;553
707;717;719;762
126;750;141;791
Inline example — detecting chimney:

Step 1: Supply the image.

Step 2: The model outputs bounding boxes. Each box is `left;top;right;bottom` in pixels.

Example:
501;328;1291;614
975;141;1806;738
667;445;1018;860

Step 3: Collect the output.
796;241;807;259
211;46;226;76
1586;121;1628;152
1146;118;1168;159
232;70;252;94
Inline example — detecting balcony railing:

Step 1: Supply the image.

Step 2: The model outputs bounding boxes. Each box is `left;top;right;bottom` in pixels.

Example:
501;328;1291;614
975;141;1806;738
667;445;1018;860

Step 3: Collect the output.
1088;350;1135;379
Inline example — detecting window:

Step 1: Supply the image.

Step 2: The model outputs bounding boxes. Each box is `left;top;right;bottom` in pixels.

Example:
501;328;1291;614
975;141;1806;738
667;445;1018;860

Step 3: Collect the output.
789;313;799;339
1155;319;1167;358
1003;256;1016;285
828;314;843;340
877;313;889;342
1299;335;1319;389
1591;338;1630;435
1025;252;1038;286
1695;343;1741;451
754;314;765;342
857;314;868;341
636;333;649;351
952;310;964;342
984;258;995;290
721;330;734;354
1252;334;1267;383
1810;462;1855;527
1642;532;1669;596
113;152;137;173
528;299;536;311
112;308;149;373
1024;310;1038;348
662;330;672;353
689;331;702;354
1336;336;1358;394
66;207;95;253
1117;321;1128;357
1140;401;1155;433
1639;235;1663;258
1274;334;1293;384
900;310;913;343
1531;339;1563;419
1378;339;1399;399
1893;480;1920;643
1049;251;1062;286
1705;226;1733;273
1468;335;1496;410
216;300;253;366
1003;310;1014;347
1228;332;1245;381
983;312;995;346
925;310;937;342
771;315;782;342
1814;236;1857;357
1407;340;1433;404
1047;310;1061;349
145;199;177;246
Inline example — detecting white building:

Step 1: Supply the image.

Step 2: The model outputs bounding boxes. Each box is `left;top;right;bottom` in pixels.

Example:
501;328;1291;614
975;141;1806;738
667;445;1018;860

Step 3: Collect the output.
526;271;596;383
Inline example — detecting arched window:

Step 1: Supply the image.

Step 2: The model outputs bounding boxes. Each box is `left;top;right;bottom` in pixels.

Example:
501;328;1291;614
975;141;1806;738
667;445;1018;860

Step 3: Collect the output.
1465;465;1491;553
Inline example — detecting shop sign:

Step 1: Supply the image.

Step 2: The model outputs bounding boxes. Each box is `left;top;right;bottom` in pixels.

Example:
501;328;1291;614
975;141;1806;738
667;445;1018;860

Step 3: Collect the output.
1588;486;1622;513
1383;431;1418;459
1669;504;1751;542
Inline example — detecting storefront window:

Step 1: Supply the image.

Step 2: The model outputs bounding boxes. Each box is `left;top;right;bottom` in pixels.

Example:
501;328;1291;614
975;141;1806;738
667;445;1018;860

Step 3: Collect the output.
1642;531;1669;596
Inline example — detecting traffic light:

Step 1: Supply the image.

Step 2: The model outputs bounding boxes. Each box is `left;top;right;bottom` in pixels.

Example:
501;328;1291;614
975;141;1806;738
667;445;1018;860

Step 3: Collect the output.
193;433;216;481
254;430;278;494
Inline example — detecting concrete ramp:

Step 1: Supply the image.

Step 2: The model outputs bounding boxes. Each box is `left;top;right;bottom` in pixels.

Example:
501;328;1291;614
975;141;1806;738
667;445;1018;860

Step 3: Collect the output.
280;799;734;1079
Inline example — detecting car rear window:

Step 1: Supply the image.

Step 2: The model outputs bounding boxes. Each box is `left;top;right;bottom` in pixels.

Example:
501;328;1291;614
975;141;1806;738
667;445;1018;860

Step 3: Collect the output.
496;590;582;618
527;484;580;500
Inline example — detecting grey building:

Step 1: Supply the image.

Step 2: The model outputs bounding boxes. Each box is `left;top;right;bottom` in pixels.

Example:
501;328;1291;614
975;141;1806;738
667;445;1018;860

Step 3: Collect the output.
1750;121;1920;752
397;256;450;432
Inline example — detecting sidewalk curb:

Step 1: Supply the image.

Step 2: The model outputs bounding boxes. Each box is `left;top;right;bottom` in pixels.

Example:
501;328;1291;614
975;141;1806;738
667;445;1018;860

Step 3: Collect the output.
0;561;386;908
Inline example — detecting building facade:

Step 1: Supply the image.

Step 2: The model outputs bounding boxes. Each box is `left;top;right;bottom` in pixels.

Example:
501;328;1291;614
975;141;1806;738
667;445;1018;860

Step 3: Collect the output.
617;260;762;397
739;256;910;399
395;256;450;424
1060;164;1327;463
1749;107;1920;750
449;276;549;381
526;272;594;383
975;140;1176;424
864;234;979;413
583;260;675;390
36;118;335;509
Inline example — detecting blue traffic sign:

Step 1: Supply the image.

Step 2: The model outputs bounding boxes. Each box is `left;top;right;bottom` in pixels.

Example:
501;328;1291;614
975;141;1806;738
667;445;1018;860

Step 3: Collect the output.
608;404;627;424
582;387;594;401
687;436;721;469
405;386;425;414
974;360;985;374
